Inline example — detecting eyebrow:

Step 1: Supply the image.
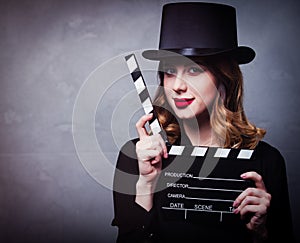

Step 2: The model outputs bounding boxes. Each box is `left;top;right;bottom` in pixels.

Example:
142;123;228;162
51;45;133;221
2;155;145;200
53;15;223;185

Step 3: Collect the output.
163;61;202;66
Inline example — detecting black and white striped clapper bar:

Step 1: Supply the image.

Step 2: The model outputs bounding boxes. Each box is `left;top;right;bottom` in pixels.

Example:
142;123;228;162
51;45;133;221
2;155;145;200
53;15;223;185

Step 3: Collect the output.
125;53;258;225
125;53;169;144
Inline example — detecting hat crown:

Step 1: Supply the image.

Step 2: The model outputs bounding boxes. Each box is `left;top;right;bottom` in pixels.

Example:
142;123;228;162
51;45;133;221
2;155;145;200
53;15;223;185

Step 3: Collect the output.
142;2;255;64
159;2;237;50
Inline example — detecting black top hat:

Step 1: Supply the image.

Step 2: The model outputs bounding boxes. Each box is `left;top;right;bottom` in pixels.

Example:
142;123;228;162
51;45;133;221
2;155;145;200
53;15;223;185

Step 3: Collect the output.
142;2;255;64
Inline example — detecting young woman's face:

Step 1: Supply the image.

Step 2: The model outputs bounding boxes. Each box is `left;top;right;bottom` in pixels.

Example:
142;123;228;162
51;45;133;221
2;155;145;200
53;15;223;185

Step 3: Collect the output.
163;60;219;120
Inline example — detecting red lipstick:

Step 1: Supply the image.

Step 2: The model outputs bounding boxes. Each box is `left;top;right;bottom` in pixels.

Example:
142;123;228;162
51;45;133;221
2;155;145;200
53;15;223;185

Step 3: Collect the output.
174;98;194;108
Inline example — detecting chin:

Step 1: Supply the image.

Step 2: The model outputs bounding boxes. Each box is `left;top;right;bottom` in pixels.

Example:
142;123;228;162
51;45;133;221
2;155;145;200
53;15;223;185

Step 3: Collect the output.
174;111;196;120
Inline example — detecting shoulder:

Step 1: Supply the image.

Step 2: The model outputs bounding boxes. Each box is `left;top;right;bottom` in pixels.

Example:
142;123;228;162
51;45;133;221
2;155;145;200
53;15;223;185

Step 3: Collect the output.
119;138;139;159
255;140;283;159
113;139;140;195
115;138;139;174
255;140;287;172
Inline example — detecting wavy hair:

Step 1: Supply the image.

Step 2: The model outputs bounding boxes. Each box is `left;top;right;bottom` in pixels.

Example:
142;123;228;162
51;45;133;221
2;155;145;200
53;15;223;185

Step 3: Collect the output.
153;56;266;149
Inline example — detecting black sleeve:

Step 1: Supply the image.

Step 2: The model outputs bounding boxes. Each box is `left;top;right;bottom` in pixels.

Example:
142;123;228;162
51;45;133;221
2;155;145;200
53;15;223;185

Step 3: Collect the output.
259;142;295;242
111;139;158;243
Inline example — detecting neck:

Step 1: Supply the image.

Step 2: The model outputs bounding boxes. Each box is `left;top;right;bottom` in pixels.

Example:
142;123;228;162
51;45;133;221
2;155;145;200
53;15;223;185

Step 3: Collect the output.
182;111;219;147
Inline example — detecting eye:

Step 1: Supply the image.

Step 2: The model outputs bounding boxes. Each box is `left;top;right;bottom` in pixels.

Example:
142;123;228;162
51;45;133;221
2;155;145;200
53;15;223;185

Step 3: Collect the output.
163;67;177;76
187;66;204;74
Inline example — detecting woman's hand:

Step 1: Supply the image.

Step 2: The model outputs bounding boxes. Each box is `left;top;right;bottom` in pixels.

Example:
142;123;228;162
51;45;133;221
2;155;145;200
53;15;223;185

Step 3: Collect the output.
135;113;168;211
233;171;271;241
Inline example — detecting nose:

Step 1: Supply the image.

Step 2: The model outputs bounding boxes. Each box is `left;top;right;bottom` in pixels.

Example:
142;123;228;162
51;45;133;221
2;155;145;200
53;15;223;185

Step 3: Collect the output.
172;74;187;93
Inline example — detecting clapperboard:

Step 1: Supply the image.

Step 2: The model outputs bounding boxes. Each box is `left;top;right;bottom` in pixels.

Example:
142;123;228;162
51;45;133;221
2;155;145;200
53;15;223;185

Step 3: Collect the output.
125;54;258;225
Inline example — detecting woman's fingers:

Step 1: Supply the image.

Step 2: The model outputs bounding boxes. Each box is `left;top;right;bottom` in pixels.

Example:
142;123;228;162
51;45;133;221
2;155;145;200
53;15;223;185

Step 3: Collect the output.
233;171;267;208
157;133;168;159
136;113;153;139
135;113;168;185
238;201;268;218
136;113;168;159
137;134;168;159
233;171;271;230
233;192;269;211
240;171;266;190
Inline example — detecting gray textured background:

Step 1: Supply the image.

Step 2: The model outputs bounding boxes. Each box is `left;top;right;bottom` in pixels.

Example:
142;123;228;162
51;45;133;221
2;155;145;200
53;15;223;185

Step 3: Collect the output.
1;0;300;242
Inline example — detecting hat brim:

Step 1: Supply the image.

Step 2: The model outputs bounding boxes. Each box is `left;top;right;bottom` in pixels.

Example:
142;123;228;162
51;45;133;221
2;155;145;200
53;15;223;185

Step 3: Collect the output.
142;46;255;64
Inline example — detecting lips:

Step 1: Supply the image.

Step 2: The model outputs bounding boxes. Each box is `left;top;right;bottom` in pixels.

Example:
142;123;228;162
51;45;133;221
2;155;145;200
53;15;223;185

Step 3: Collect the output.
173;98;195;108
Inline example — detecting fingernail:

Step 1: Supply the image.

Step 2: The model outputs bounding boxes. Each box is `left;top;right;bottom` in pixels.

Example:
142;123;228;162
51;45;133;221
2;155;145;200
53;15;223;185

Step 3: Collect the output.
151;159;157;164
233;201;239;207
233;208;239;214
240;173;246;178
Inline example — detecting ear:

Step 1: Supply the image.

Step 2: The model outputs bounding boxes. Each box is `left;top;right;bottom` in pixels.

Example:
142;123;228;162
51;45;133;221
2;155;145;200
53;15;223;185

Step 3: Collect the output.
218;83;226;101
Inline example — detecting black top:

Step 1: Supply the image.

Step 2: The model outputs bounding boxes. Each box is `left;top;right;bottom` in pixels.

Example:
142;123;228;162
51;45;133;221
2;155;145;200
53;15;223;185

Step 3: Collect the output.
112;138;294;243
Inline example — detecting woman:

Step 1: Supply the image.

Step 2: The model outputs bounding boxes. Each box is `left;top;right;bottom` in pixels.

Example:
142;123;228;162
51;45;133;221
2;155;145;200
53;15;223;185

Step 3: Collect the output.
112;2;294;242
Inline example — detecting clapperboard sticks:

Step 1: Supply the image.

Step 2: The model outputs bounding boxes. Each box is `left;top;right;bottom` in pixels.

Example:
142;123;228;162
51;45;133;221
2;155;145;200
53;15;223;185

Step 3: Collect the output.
124;53;254;160
124;53;170;145
125;53;256;223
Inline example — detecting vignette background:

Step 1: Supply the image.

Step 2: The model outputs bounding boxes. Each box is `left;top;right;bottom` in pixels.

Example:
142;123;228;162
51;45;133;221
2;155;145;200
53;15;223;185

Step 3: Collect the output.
1;0;299;242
